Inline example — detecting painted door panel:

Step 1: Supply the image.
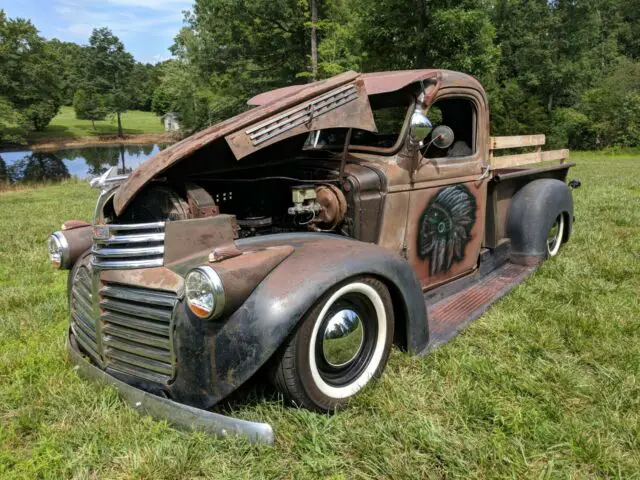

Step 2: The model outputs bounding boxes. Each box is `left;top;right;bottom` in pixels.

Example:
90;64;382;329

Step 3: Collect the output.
407;179;487;289
405;88;489;289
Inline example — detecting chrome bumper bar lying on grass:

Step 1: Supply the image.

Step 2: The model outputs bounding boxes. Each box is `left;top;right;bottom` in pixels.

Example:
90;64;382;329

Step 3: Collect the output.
67;332;274;445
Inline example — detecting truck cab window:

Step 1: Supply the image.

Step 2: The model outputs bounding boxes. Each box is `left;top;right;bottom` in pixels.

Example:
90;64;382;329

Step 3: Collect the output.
425;98;476;159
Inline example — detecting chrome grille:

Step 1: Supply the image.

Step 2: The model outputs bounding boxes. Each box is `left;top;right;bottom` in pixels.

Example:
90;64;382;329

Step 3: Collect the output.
100;282;177;385
70;266;100;363
92;222;165;270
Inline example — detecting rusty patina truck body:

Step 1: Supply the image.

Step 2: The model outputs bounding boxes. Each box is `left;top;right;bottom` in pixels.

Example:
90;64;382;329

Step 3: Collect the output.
48;70;578;444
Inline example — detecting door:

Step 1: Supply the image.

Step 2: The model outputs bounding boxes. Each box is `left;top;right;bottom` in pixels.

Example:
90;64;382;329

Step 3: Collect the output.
406;92;489;289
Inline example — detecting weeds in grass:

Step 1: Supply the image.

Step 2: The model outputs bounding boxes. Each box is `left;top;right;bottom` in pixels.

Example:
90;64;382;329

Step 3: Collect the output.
0;153;639;478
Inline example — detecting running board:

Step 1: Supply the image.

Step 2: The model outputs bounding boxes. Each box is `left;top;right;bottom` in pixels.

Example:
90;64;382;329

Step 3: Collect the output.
424;262;537;351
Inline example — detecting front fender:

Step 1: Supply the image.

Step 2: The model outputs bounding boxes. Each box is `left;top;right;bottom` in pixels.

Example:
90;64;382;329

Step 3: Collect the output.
171;233;426;408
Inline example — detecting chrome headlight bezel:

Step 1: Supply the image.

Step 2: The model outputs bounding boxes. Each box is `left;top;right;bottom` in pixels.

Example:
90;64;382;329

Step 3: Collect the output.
185;266;225;320
48;231;70;269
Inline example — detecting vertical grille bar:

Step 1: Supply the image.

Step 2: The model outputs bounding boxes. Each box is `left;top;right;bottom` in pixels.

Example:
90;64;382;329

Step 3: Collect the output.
70;266;101;363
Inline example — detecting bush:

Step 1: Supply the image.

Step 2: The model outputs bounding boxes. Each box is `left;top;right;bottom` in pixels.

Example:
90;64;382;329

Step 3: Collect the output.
73;89;107;128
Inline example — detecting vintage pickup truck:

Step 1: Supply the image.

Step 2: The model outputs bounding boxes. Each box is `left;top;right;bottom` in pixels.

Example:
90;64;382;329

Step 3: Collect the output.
48;70;579;444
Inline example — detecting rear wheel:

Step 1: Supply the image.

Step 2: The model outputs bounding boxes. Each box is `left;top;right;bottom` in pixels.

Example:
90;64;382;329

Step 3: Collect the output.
271;276;394;411
546;214;565;257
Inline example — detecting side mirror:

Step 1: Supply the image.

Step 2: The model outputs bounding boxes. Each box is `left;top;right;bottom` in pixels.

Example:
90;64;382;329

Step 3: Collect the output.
431;125;455;149
409;106;432;146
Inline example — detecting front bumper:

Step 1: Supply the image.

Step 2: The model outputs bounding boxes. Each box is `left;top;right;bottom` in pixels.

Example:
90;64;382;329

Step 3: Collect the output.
67;331;274;445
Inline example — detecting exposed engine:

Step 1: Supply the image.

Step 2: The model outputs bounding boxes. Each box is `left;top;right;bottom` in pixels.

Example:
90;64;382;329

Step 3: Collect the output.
113;161;348;239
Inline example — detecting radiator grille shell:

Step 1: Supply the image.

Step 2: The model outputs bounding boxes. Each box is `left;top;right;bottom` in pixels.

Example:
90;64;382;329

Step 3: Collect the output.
70;266;178;385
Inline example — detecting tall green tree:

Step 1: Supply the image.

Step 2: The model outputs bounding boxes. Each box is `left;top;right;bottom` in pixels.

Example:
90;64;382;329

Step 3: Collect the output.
47;39;86;106
354;0;499;85
83;28;135;137
129;62;162;111
73;89;108;130
0;10;64;142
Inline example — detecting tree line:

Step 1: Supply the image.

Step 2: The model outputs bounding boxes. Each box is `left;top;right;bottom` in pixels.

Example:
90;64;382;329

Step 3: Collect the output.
0;11;161;144
155;0;640;150
2;2;639;149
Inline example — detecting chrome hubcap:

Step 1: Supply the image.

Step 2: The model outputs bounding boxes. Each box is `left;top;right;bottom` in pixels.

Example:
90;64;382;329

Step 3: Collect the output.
321;309;364;367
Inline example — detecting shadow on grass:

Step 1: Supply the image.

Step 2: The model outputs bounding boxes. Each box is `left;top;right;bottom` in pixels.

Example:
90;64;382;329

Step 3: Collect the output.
29;124;74;140
213;366;282;417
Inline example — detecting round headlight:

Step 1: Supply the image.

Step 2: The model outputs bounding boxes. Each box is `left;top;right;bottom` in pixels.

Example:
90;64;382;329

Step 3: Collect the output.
48;232;69;269
185;266;225;319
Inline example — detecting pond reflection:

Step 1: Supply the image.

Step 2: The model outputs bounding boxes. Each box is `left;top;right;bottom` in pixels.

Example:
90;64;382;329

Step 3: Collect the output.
8;153;70;183
0;144;166;186
0;155;7;183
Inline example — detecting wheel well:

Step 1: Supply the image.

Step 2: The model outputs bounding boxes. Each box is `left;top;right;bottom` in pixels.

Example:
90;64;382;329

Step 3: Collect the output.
375;275;409;351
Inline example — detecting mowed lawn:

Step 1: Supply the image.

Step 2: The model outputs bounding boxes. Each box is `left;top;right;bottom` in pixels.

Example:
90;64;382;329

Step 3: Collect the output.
0;152;639;478
28;106;164;140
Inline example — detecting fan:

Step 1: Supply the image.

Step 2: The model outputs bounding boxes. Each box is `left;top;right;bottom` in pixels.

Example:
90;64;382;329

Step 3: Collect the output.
118;185;189;224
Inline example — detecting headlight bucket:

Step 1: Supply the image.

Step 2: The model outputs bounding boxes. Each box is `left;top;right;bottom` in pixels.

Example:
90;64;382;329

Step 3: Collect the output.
48;231;70;269
185;266;225;320
47;225;93;270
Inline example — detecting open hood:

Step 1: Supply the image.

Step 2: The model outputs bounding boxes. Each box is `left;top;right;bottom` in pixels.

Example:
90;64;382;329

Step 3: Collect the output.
113;71;377;216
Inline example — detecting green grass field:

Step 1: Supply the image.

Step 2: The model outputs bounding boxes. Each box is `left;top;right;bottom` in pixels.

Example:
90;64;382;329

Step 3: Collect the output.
28;106;164;141
1;152;639;478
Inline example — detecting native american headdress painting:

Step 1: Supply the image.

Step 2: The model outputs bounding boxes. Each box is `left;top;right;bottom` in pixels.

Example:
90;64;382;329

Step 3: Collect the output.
417;185;477;275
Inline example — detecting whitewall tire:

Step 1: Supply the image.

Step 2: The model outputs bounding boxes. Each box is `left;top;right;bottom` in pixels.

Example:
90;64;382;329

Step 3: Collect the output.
270;276;394;411
547;214;565;257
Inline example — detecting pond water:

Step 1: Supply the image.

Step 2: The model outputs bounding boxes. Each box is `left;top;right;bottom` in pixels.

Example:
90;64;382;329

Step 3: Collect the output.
0;144;167;185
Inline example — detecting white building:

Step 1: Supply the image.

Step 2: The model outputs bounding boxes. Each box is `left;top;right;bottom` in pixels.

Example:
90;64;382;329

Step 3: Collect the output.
161;112;181;132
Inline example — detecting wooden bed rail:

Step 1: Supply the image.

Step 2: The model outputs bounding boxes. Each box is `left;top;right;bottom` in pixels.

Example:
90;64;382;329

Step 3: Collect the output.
489;135;569;169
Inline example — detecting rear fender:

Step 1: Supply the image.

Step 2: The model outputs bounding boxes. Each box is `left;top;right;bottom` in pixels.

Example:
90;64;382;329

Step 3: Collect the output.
507;178;573;262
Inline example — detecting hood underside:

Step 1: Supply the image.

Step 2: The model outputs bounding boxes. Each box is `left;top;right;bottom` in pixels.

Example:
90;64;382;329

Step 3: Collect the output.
113;69;441;216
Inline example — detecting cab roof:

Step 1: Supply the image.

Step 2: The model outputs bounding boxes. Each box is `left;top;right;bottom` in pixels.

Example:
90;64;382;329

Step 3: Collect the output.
247;69;483;106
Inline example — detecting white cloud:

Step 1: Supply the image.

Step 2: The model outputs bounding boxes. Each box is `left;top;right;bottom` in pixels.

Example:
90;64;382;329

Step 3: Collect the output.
54;0;191;35
51;0;190;62
153;53;173;63
62;23;94;37
95;0;192;10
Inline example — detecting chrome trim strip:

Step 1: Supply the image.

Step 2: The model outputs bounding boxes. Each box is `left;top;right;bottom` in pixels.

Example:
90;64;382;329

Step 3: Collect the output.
71;312;97;341
101;285;177;307
102;311;171;336
105;348;173;375
92;246;165;258
103;323;171;350
69;334;275;445
94;232;165;244
72;326;101;360
103;336;172;364
92;258;164;269
101;297;173;322
103;222;166;231
90;264;105;367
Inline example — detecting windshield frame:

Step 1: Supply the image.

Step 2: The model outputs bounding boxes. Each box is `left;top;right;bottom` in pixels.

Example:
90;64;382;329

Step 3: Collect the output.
303;91;417;156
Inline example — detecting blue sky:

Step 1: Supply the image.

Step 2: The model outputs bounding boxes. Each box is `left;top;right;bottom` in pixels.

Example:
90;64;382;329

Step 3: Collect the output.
0;0;193;63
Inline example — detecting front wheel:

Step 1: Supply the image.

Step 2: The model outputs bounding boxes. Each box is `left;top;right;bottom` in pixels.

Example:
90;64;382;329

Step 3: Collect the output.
270;276;394;411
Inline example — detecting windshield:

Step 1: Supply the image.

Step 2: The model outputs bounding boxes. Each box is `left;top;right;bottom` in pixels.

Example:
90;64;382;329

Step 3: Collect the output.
304;93;413;151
